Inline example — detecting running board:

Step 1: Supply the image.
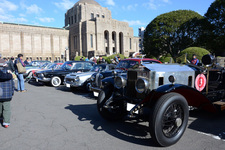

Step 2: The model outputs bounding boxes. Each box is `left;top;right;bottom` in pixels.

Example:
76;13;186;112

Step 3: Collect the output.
213;101;225;111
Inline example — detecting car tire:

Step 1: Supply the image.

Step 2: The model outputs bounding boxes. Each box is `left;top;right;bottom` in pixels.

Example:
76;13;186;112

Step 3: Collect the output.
97;87;125;121
149;92;189;147
84;82;91;92
51;76;61;87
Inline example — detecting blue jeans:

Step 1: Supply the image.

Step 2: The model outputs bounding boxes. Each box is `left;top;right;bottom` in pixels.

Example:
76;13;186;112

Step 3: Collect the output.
17;73;25;91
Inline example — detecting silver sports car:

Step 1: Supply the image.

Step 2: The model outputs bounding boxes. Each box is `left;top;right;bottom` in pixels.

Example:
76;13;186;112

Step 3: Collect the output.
64;64;116;91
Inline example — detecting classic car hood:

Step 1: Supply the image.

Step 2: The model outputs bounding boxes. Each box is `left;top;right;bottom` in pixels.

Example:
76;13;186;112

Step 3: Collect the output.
142;63;195;72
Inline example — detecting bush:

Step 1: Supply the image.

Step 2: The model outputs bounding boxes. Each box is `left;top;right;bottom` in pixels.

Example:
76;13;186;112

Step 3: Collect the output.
159;56;174;63
105;54;126;64
74;56;85;61
177;47;210;63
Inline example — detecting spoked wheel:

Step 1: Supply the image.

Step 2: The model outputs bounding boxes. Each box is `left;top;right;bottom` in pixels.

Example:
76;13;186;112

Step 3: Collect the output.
97;87;125;121
149;92;189;147
51;76;61;87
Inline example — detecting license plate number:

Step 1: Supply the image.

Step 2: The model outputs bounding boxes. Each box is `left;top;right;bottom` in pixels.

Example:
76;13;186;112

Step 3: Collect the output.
66;84;70;88
93;92;99;97
127;103;138;114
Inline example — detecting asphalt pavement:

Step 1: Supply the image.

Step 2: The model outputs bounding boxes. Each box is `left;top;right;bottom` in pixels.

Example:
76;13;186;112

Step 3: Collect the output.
0;82;225;150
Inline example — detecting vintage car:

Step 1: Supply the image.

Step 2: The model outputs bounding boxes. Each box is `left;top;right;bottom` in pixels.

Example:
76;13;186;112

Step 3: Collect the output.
97;54;225;147
25;63;63;82
64;64;116;91
90;58;161;97
35;61;94;87
24;62;51;77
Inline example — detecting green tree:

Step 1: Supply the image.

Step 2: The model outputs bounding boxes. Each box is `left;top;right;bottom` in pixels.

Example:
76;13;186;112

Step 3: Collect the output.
204;0;225;55
143;10;203;61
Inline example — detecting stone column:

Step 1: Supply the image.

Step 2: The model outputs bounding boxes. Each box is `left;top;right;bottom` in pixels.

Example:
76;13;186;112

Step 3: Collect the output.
20;32;24;54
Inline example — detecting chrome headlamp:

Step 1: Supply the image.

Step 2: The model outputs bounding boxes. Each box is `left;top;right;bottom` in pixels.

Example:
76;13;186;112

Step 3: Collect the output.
114;76;127;89
135;78;149;93
91;74;95;81
75;76;80;82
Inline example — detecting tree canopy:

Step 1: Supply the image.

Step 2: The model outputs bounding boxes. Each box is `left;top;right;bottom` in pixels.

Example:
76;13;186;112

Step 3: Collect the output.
143;10;204;61
204;0;225;55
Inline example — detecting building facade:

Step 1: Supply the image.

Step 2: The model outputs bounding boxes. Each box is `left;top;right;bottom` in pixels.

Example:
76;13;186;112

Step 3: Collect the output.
65;0;140;59
0;22;69;61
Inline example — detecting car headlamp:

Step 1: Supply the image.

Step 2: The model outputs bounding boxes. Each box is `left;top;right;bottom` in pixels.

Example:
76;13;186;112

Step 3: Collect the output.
114;76;126;89
91;74;95;81
75;76;80;82
135;78;149;93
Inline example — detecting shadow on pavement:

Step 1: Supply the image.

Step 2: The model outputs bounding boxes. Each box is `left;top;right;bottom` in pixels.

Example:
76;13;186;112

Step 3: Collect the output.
56;86;96;100
188;110;225;140
65;103;157;147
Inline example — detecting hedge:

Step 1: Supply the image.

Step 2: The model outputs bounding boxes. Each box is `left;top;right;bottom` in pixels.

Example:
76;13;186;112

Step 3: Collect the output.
177;47;210;63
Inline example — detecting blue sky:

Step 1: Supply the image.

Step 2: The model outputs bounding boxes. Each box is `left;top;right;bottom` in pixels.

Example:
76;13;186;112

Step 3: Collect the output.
0;0;215;36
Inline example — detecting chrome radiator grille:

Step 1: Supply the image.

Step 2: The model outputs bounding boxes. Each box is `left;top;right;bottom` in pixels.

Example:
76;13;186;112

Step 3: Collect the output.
126;70;137;98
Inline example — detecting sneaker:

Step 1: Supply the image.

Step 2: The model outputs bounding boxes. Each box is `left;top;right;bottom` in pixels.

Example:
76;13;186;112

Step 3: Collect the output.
4;125;9;128
21;90;27;92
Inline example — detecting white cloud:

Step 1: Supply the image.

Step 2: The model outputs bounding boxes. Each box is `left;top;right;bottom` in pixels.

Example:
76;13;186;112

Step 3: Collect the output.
54;0;74;10
123;20;145;26
26;4;43;14
162;0;170;3
122;4;138;11
38;17;55;23
143;0;157;10
143;0;170;10
105;0;115;6
0;0;18;12
0;14;27;23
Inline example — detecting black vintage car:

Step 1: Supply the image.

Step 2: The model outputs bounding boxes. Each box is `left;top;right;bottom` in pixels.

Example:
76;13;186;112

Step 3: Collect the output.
90;58;161;97
97;54;225;147
34;61;94;87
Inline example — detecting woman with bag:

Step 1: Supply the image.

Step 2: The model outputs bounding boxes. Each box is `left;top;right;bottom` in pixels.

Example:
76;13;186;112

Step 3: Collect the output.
15;54;27;92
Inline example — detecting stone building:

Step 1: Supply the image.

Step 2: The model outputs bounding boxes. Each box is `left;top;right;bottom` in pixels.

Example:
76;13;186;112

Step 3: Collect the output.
65;0;140;59
0;22;69;61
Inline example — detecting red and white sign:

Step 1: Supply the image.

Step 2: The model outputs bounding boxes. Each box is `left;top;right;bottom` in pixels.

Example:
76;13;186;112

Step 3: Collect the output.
195;74;206;91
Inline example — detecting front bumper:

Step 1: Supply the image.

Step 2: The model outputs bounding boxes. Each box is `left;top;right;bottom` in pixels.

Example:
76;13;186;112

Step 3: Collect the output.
34;76;51;82
90;85;102;93
65;80;83;87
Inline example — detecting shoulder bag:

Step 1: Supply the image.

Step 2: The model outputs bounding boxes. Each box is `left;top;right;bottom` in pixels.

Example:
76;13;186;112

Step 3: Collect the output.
16;62;26;73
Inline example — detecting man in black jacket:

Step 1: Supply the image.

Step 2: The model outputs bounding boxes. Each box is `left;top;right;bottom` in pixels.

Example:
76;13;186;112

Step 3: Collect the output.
7;57;15;72
0;63;14;128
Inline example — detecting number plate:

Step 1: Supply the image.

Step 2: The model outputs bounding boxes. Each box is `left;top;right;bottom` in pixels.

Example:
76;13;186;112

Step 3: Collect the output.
66;84;70;88
93;92;99;97
127;103;138;114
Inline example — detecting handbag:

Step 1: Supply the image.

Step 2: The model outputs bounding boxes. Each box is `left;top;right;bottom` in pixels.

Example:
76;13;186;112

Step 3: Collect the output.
16;62;26;73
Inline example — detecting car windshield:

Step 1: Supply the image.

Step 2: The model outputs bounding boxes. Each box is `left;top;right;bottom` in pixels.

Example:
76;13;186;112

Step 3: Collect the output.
47;63;62;69
41;62;51;68
62;62;93;70
115;60;139;69
90;65;106;72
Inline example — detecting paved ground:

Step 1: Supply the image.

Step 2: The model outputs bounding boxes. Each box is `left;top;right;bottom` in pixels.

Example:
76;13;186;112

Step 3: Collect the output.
0;82;225;150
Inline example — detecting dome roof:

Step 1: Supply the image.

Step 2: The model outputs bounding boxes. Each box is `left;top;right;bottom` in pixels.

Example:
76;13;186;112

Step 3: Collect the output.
74;0;100;6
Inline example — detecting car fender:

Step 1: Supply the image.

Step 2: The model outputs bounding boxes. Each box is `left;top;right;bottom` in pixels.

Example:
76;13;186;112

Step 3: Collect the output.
101;76;114;89
144;84;217;113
